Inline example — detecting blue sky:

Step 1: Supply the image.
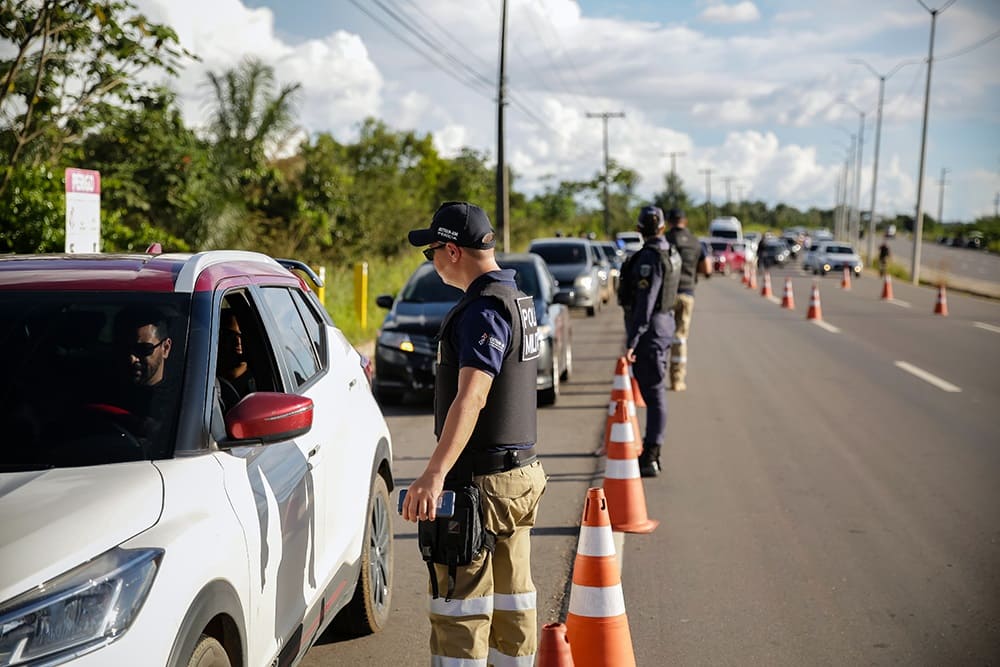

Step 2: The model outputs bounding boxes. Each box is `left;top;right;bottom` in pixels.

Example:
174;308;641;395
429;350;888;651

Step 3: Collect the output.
140;0;1000;222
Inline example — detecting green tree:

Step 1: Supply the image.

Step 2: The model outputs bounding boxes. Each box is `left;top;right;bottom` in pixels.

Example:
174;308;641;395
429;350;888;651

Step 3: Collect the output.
0;0;186;197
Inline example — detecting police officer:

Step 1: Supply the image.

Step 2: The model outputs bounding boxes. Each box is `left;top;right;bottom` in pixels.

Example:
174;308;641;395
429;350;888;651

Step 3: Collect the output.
664;208;711;391
623;205;679;478
402;201;547;666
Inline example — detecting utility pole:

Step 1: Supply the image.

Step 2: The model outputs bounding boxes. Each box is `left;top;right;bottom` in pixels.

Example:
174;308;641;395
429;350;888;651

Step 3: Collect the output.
586;111;625;237
937;167;949;225
723;176;734;204
852;112;865;247
912;1;951;285
665;151;686;176
851;58;921;261
494;0;510;251
699;168;713;221
994;191;999;218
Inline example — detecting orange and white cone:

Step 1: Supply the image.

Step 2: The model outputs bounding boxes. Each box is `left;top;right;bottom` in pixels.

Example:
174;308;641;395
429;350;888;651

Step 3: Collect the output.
627;361;645;408
538;622;575;667
741;263;749;285
806;281;822;320
841;266;852;290
747;266;758;290
781;277;795;309
934;284;948;316
602;401;658;533
565;488;636;667
760;270;773;298
881;274;894;300
601;398;641;459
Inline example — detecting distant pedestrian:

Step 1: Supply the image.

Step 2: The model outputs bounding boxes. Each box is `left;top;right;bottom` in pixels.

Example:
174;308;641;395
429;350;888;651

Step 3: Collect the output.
878;239;891;278
619;205;681;477
664;208;711;392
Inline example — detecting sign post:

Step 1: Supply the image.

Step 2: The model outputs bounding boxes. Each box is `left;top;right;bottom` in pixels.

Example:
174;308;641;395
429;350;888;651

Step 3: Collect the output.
65;168;101;253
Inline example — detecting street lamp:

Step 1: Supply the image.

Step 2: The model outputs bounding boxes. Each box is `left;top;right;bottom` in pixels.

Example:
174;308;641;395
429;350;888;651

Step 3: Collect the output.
848;57;922;263
836;99;866;250
910;0;957;284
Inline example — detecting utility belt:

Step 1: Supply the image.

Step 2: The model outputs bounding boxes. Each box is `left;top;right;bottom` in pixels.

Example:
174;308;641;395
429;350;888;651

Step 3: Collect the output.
469;445;537;476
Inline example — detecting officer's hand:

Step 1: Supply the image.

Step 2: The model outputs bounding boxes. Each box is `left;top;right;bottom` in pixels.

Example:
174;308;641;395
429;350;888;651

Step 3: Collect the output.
625;347;636;364
402;471;445;523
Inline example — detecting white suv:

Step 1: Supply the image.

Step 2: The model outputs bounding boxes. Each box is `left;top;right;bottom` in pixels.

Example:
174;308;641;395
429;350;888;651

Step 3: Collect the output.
0;251;394;667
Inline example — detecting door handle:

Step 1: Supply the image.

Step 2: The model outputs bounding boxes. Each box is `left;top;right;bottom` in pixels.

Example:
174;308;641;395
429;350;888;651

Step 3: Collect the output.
348;378;357;389
309;445;321;458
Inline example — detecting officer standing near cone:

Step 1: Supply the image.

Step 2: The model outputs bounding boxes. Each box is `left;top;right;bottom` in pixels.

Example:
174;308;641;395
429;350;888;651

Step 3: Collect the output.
620;205;681;477
402;201;547;666
664;208;711;392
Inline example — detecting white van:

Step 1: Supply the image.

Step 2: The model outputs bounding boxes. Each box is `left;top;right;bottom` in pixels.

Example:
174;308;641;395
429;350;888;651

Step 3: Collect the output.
708;216;744;243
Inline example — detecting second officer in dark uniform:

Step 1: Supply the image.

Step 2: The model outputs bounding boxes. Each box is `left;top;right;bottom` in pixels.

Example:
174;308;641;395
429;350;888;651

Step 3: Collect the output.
402;201;547;666
622;205;680;477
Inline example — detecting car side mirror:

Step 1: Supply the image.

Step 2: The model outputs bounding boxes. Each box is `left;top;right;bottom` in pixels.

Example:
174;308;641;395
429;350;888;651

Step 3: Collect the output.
375;294;394;309
223;392;313;445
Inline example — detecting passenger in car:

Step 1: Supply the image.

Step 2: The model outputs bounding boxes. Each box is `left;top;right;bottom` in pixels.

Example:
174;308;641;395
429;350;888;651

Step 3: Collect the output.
216;307;257;412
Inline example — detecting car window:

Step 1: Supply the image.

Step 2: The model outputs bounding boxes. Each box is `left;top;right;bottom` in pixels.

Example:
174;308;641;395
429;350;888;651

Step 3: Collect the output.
290;288;327;369
0;292;190;468
710;241;730;252
260;287;321;389
530;243;587;265
400;265;463;303
504;262;541;299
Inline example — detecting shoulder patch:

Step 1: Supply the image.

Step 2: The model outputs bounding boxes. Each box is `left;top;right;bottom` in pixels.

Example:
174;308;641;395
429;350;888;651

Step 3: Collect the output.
639;264;653;278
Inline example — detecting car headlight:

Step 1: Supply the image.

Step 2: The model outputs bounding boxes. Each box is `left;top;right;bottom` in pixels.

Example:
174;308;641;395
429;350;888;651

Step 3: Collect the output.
0;547;163;666
379;331;414;353
574;275;593;289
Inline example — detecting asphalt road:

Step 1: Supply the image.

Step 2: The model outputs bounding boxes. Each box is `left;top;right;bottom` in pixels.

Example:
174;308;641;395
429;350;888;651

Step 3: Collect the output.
304;266;1000;666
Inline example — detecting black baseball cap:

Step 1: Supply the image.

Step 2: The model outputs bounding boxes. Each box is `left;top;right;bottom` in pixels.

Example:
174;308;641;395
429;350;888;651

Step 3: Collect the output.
408;201;497;249
637;205;665;234
666;208;686;223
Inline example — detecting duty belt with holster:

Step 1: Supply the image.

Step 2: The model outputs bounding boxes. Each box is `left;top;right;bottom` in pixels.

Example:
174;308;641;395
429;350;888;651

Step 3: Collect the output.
418;446;536;599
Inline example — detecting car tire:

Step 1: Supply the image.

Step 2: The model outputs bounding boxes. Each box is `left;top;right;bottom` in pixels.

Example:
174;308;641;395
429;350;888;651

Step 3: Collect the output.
334;474;393;636
538;359;559;406
186;636;231;667
560;344;573;382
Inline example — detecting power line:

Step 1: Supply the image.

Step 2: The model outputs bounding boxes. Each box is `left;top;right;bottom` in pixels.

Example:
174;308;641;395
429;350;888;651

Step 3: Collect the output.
937;28;1000;61
398;0;494;72
536;1;598;100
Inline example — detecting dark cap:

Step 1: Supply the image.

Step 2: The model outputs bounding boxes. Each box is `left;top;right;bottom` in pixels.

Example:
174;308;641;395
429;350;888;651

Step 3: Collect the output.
637;205;665;234
408;201;496;249
666;207;686;223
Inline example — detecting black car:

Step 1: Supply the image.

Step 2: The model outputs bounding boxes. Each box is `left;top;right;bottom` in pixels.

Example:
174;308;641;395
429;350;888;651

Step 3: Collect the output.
759;239;791;267
373;258;573;406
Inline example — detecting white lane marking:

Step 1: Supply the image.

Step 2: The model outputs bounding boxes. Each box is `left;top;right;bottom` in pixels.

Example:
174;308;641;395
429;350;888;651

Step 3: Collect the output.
766;296;781;305
812;320;840;333
973;321;1000;334
894;361;962;393
887;299;912;308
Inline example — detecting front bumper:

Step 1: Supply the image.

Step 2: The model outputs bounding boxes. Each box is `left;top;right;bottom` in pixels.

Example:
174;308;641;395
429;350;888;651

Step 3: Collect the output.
373;335;436;394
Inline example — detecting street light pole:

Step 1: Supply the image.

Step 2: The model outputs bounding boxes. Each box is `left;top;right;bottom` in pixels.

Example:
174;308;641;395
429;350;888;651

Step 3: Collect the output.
586;111;626;238
937;167;950;225
699;168;713;221
495;0;509;251
911;0;953;284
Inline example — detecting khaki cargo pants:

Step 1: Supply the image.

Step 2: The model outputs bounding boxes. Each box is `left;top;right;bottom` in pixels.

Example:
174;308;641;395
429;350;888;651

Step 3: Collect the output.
429;460;546;667
670;293;696;386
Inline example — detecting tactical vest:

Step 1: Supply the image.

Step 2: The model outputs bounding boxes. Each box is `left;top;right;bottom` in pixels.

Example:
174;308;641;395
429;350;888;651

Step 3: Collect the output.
665;226;701;294
617;240;682;312
435;277;538;455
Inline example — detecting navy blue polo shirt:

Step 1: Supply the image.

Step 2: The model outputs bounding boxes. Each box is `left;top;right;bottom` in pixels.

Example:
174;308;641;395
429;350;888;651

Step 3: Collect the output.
451;270;516;377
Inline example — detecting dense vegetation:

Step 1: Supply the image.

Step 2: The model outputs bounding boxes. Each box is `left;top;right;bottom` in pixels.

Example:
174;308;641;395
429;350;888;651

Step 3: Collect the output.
2;2;997;339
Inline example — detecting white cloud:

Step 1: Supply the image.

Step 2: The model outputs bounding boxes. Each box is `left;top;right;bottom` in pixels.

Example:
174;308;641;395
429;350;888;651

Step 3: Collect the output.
698;2;761;24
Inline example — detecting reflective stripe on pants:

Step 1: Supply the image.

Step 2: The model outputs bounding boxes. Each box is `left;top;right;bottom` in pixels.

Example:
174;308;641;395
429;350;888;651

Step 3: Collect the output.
428;461;546;666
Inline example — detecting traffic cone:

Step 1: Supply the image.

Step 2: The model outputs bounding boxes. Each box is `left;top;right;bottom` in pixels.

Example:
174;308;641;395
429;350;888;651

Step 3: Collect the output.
881;274;894;300
806;281;822;320
841;266;852;290
741;263;749;285
565;488;637;667
538;623;575;667
760;270;773;298
602;401;658;533
934;284;948;316
747;266;758;290
627;361;645;408
600;398;641;459
781;277;795;309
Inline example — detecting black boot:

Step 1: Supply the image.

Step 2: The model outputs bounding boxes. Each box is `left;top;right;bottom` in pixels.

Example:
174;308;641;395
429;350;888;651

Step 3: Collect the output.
638;444;661;478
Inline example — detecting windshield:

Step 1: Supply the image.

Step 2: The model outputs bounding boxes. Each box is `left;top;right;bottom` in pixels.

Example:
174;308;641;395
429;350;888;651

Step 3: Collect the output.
712;229;739;239
826;245;853;254
400;264;463;303
0;292;191;470
530;243;588;265
710;241;731;252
